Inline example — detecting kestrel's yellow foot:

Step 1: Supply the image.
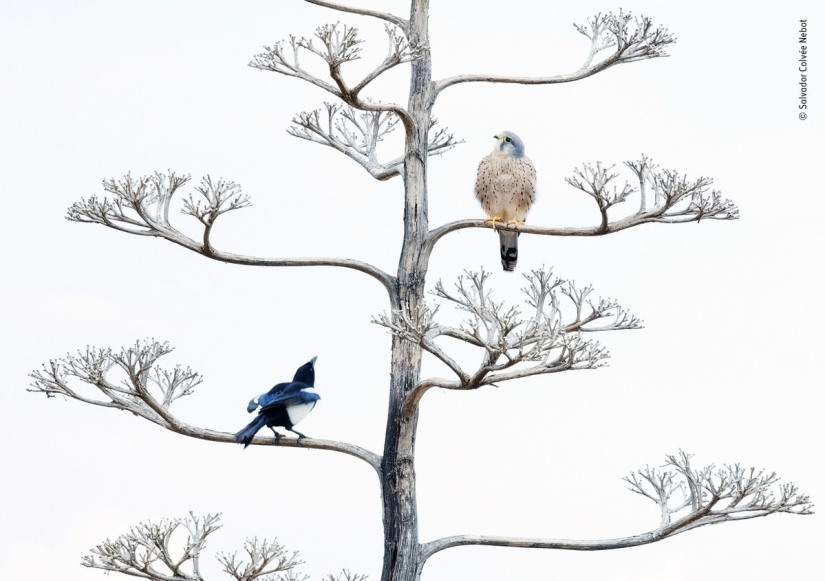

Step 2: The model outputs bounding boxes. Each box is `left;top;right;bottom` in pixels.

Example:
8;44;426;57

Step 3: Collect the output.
507;219;525;226
484;216;503;228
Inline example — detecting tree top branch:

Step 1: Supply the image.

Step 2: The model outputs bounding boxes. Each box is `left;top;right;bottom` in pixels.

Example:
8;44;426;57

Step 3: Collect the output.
433;10;675;97
304;0;409;36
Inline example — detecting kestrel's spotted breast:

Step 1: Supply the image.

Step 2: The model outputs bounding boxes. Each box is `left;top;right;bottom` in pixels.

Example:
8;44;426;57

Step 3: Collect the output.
475;154;536;222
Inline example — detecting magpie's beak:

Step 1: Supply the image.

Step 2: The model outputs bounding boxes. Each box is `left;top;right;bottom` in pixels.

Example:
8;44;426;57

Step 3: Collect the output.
309;356;318;365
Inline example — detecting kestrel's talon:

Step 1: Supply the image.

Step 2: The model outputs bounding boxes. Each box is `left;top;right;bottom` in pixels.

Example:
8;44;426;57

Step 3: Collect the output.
507;219;525;226
484;216;503;229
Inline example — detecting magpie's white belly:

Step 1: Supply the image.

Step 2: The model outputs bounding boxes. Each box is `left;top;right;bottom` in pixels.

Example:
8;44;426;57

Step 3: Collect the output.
286;401;316;425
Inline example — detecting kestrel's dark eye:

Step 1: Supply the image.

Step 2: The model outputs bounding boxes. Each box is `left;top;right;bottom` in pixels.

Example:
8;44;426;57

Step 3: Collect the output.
505;137;512;143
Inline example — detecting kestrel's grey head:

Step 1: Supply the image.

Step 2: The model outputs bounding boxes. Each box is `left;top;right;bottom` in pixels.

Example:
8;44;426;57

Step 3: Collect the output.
493;131;526;158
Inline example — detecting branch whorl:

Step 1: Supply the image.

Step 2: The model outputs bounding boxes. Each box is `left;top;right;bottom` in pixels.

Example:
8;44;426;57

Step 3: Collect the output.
67;172;396;296
29;340;382;474
421;451;812;562
371;267;641;414
288;103;461;181
250;22;416;134
426;155;738;251
82;512;224;581
82;511;365;581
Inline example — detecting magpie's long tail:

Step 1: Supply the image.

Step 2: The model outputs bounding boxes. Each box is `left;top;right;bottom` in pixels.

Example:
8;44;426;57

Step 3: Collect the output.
499;230;519;272
235;415;268;448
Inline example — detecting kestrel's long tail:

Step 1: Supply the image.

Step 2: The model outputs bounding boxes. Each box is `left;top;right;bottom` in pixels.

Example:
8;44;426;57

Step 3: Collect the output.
499;230;518;272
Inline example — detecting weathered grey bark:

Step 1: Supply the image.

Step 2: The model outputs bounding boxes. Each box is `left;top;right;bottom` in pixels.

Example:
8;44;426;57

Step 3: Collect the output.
379;3;431;579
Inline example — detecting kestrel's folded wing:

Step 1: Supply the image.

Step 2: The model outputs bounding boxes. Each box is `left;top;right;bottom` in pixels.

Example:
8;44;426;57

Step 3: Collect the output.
474;154;495;215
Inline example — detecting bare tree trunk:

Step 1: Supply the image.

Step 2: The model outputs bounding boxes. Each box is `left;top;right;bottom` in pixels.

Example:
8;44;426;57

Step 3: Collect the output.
380;337;423;581
379;2;431;580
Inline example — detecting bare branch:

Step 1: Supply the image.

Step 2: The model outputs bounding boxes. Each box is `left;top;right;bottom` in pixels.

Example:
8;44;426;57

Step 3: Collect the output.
321;570;369;581
181;176;250;251
29;340;382;474
625;154;656;214
249;35;341;95
67;172;396;296
421;451;812;562
426;116;463;158
565;162;635;232
82;512;222;581
300;23;364;67
217;537;304;581
290;102;401;181
425;155;738;251
250;22;415;134
28;340;195;428
276;573;311;581
81;513;327;581
304;0;408;36
68;172;191;237
625;451;814;531
289;104;461;181
434;10;675;96
352;24;426;94
372;302;471;384
389;268;639;414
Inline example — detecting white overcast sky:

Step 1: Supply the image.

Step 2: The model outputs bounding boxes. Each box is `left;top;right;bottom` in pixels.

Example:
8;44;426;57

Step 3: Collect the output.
1;1;823;580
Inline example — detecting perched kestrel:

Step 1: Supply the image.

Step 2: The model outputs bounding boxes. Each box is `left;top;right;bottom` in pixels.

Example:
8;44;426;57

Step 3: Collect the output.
474;131;537;272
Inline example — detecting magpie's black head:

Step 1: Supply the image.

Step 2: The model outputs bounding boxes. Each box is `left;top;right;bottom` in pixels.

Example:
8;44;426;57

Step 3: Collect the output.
292;356;317;386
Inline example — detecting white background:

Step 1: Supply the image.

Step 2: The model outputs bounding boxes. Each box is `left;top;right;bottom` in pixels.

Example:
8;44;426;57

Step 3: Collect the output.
1;1;822;579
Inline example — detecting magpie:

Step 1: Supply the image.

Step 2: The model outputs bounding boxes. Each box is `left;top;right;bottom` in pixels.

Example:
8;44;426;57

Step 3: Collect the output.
235;356;320;448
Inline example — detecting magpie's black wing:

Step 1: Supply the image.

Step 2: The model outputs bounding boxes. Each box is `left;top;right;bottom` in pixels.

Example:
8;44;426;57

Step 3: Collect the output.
266;381;292;395
247;381;291;412
257;382;317;411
